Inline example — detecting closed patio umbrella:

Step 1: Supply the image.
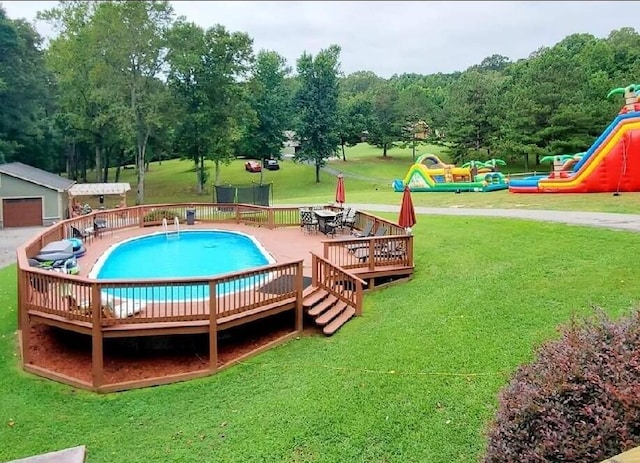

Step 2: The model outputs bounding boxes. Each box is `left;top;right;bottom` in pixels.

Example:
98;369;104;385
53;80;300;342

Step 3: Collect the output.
335;174;345;207
398;185;416;234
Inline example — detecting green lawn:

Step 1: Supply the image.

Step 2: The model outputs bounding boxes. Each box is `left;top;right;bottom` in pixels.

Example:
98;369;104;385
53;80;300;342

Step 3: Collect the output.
102;145;640;214
3;215;640;462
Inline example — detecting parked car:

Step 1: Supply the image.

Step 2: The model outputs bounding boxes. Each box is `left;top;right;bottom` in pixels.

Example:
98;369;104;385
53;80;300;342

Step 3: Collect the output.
245;160;262;172
264;159;280;171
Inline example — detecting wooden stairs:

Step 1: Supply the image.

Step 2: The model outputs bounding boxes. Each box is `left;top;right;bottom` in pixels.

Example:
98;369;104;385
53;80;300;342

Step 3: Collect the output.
302;286;356;336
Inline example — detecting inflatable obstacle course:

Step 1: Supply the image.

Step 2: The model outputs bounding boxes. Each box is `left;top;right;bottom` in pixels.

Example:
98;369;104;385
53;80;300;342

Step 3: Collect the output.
393;154;509;192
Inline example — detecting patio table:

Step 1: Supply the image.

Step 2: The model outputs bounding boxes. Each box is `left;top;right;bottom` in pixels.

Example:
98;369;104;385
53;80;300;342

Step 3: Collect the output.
314;209;337;235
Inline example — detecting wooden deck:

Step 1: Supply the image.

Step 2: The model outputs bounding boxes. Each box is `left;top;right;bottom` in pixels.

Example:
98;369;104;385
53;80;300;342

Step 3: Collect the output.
16;203;414;392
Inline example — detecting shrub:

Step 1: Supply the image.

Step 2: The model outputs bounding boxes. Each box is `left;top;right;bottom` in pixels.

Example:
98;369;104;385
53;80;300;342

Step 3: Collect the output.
485;309;640;463
143;209;182;223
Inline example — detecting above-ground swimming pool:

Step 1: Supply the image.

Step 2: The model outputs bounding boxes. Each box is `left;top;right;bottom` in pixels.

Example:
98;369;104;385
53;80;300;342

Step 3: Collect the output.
90;230;275;301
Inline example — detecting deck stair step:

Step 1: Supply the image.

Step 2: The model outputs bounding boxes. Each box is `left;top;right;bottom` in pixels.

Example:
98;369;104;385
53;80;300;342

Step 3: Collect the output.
315;300;348;326
307;295;339;317
302;283;358;336
323;306;356;336
302;289;330;309
302;286;317;298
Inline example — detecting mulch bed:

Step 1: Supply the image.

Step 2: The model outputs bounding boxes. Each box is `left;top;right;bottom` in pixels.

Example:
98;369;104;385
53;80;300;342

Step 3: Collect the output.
27;312;315;387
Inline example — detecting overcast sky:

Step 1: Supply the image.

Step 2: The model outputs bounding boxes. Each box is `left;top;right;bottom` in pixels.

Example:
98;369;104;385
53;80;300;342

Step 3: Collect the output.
2;1;639;77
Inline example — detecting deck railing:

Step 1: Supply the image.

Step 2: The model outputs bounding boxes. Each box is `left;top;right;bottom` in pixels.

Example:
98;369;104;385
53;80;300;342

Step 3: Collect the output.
322;235;414;272
311;253;366;316
19;205;413;326
21;257;303;327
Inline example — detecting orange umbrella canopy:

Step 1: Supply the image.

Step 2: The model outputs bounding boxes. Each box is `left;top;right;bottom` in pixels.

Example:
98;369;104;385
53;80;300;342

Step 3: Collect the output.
335;174;345;205
398;185;416;229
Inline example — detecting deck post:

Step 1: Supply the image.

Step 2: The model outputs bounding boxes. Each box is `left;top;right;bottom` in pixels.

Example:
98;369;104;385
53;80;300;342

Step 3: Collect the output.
17;265;23;330
138;207;145;228
295;261;304;332
209;282;218;372
311;254;318;286
408;235;414;267
19;269;30;365
91;282;104;388
355;280;363;316
368;239;376;272
268;208;275;229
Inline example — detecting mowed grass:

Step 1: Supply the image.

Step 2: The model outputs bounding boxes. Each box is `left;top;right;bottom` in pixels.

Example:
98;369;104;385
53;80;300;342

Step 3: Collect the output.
107;144;640;214
3;215;640;462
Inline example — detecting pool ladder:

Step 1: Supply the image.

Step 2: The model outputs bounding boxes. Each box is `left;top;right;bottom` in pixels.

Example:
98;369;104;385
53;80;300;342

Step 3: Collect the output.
162;217;180;239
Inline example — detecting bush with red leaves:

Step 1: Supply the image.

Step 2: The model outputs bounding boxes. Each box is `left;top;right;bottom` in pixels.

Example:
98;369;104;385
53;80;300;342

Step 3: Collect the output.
485;310;640;463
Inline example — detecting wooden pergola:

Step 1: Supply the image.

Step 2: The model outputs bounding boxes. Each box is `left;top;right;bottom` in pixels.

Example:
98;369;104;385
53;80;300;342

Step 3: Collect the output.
68;182;131;214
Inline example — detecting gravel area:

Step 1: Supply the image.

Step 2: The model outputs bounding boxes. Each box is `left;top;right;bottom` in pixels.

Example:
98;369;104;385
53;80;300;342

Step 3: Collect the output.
0;226;45;269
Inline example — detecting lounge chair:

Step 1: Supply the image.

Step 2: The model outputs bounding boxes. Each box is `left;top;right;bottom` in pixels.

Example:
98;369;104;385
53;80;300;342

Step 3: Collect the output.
65;294;114;319
65;294;145;319
352;240;407;263
351;221;374;238
345;226;388;252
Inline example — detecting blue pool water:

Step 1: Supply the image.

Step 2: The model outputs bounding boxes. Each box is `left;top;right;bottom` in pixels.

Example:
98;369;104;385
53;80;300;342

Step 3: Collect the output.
92;230;273;301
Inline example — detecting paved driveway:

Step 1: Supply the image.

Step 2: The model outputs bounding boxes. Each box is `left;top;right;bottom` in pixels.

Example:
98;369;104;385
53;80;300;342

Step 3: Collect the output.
346;205;640;233
0;226;45;269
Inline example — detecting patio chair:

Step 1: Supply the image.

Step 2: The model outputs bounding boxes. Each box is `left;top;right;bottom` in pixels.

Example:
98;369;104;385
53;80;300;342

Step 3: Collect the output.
300;209;319;234
325;211;344;237
70;225;92;241
343;208;357;229
93;217;108;237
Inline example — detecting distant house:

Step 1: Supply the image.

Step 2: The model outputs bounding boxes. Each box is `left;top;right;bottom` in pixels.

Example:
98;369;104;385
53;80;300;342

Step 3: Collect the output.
408;120;431;140
0;162;75;228
281;130;302;157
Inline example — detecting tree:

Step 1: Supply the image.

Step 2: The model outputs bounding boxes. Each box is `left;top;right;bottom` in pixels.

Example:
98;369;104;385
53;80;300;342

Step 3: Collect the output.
39;0;116;182
294;45;341;183
90;0;175;204
0;6;57;169
339;70;383;97
397;84;433;160
473;54;512;72
240;50;290;182
336;94;372;161
168;21;253;190
367;83;402;157
444;69;506;163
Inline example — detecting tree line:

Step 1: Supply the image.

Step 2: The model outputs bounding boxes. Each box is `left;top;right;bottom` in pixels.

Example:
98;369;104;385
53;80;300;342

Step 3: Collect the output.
1;1;639;203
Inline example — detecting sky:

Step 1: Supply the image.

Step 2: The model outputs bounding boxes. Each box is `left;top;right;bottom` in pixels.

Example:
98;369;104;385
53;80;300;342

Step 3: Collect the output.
2;1;639;78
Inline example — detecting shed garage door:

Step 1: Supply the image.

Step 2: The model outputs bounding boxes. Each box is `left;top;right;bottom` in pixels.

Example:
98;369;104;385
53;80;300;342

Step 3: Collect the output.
2;198;43;227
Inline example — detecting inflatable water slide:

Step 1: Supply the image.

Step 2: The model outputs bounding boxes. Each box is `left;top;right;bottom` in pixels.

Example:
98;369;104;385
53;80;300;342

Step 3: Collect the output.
509;84;640;193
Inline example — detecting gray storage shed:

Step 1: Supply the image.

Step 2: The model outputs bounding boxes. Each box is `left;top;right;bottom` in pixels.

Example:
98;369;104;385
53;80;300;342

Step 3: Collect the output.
0;162;75;228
